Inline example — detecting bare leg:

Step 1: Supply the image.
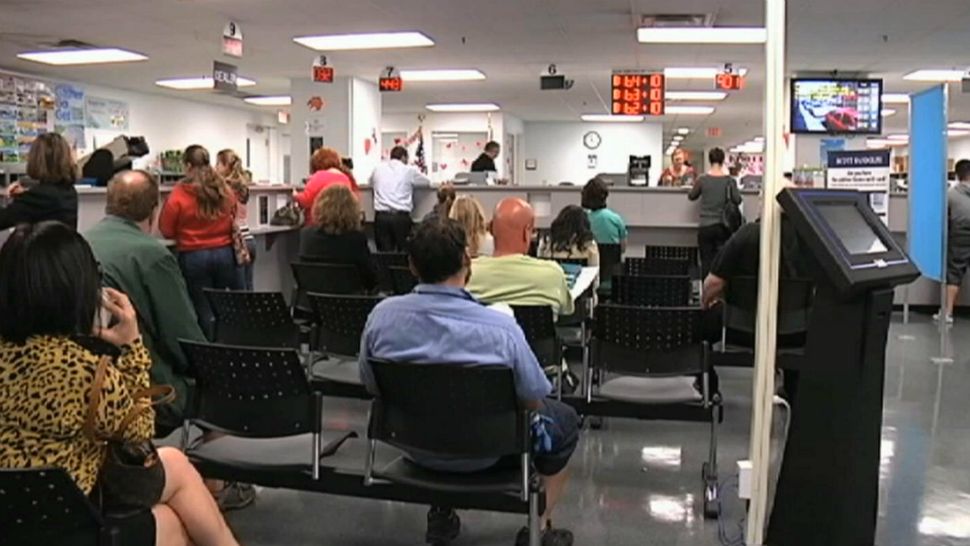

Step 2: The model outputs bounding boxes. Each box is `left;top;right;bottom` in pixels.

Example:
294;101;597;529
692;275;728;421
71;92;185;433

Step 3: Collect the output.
153;504;193;546
157;447;239;546
539;468;570;528
946;284;960;317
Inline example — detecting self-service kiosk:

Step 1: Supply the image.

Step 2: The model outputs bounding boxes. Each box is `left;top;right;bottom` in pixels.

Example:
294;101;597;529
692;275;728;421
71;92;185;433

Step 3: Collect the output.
767;189;919;545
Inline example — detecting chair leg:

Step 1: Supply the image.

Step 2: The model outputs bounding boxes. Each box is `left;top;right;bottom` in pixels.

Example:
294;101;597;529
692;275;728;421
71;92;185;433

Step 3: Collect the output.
703;405;721;519
312;431;321;480
528;486;541;546
179;421;191;451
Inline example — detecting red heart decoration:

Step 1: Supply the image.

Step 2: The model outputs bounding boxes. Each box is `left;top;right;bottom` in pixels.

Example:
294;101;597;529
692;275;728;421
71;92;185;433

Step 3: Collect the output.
364;139;372;155
440;163;447;170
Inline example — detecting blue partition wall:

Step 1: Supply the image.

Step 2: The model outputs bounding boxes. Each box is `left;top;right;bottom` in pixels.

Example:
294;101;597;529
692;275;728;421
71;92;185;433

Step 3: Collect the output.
908;85;948;282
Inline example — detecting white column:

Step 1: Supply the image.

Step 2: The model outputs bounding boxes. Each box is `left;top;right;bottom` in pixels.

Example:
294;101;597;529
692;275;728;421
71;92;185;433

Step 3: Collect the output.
746;0;786;544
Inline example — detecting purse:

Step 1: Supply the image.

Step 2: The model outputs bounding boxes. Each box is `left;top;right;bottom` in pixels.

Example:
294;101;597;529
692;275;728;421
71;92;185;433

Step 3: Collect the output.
721;181;745;233
231;205;252;266
271;201;305;227
84;356;175;512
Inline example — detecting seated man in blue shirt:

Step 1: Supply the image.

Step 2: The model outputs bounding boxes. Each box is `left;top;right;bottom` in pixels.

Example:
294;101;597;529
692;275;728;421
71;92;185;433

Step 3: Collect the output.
360;219;580;546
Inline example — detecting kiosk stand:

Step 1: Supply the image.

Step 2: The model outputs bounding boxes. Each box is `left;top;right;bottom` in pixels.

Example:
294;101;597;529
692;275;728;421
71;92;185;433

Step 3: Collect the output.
767;189;918;546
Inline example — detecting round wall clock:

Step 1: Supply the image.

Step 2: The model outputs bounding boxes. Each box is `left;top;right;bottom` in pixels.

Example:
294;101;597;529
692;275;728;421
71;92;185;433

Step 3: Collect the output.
583;130;602;150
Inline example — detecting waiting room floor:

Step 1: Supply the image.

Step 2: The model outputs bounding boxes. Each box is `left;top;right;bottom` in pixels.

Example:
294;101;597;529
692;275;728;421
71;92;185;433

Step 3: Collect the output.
210;314;970;545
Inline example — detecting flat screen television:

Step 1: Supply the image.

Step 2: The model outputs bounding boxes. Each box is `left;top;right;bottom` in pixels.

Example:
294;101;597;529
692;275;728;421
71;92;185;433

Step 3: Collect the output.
790;79;883;135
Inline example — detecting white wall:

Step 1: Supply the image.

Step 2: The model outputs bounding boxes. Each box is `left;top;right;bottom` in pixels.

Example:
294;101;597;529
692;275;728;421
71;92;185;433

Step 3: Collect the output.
949;136;970;161
519;122;663;186
289;77;351;183
350;78;382;184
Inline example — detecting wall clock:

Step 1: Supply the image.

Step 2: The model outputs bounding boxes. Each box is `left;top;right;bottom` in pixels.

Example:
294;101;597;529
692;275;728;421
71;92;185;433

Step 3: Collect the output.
583;130;602;150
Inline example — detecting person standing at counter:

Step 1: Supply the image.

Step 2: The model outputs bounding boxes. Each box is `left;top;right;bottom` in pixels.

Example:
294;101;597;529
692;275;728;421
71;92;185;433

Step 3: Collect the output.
939;159;970;324
659;149;696;187
688;147;742;278
581;178;628;253
159;145;244;338
470;141;501;173
294;147;359;225
300;184;379;292
217;149;256;290
0;133;79;230
370;145;431;251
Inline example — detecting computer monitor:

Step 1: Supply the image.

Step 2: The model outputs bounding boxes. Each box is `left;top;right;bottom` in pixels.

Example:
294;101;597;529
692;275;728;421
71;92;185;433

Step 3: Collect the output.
453;172;488;185
777;188;918;295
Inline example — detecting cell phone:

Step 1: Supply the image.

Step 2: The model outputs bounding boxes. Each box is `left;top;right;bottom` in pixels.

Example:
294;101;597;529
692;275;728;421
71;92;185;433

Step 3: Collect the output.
97;294;119;329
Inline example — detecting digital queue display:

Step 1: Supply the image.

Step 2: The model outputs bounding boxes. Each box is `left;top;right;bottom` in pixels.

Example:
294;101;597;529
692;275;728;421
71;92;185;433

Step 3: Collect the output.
716;73;745;91
379;77;404;92
611;72;665;116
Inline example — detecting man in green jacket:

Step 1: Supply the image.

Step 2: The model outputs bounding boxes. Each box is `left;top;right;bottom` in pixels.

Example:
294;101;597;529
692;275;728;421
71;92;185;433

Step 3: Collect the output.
84;169;205;438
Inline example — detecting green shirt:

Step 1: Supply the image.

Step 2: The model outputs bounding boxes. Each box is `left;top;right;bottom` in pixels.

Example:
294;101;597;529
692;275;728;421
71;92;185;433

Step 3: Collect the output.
84;216;206;431
467;254;575;315
588;207;628;245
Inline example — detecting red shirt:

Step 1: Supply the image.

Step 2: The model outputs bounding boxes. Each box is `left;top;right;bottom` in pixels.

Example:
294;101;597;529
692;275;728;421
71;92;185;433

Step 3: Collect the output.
159;183;237;252
294;169;358;225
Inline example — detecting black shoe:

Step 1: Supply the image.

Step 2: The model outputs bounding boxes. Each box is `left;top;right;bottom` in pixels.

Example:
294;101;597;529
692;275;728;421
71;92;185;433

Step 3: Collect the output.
426;507;460;545
515;525;574;546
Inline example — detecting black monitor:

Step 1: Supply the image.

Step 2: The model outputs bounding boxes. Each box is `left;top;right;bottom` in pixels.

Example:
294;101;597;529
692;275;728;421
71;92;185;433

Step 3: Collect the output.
777;188;918;295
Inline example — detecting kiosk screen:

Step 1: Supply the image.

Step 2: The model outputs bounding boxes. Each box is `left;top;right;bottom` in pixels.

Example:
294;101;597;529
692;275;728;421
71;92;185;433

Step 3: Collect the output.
816;203;888;255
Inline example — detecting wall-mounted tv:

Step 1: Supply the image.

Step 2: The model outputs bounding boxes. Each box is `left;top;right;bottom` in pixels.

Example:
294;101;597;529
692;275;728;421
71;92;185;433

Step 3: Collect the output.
790;79;883;135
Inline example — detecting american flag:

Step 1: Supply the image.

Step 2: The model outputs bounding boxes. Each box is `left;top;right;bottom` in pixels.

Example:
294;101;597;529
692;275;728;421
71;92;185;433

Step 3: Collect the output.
413;128;427;174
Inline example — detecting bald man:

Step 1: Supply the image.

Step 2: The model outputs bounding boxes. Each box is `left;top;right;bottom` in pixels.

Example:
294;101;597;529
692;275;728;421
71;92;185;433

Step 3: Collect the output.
466;198;574;315
84;170;207;438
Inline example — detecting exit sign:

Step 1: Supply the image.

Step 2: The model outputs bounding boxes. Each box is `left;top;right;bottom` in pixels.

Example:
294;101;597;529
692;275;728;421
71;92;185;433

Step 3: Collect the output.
313;66;334;83
715;73;745;91
379;77;404;92
707;127;722;138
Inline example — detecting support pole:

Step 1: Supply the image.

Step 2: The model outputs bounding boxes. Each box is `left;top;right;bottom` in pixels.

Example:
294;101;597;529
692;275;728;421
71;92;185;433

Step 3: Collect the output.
746;0;786;543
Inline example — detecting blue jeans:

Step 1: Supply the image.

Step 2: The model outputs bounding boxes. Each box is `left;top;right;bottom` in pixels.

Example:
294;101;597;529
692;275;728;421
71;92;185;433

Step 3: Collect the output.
241;238;257;290
178;245;245;339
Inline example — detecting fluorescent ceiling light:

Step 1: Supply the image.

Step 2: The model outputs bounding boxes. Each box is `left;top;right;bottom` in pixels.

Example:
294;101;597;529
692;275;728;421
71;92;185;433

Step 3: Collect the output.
580;114;644;122
866;140;890;149
244;95;292;106
753;136;765;142
882;93;910;104
400;69;485;82
676;127;690;135
426;102;499;112
665;67;748;79
949;122;970;130
949;129;970;137
664;105;715;115
903;69;964;82
665;91;727;101
882;109;896;117
887;134;909;141
293;31;434;51
672;135;684;141
17;47;147;66
638;27;767;44
155;76;256;90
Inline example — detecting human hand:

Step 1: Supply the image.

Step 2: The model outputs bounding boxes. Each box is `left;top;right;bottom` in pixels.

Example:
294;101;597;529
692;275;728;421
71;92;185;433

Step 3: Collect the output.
7;182;25;197
96;288;141;347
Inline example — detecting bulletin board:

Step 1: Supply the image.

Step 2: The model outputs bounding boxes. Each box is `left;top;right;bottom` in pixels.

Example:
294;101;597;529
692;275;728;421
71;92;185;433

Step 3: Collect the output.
0;72;55;163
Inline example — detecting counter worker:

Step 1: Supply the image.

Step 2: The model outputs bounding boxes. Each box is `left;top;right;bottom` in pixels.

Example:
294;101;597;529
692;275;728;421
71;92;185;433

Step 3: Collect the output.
370;145;432;252
659;149;695;187
471;141;501;173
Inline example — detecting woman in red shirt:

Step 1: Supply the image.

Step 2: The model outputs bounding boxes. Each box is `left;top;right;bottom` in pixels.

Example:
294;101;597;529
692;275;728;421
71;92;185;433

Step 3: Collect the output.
294;147;358;225
159;145;243;338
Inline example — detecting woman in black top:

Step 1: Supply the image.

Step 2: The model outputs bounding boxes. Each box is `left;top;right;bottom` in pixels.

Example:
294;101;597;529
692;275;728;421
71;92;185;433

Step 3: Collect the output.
300;184;379;290
0;133;79;230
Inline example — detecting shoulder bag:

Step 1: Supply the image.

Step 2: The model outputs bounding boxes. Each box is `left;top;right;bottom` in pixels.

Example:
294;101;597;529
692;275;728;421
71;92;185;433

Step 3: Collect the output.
721;181;745;234
231;204;252;266
84;356;175;512
271;201;305;227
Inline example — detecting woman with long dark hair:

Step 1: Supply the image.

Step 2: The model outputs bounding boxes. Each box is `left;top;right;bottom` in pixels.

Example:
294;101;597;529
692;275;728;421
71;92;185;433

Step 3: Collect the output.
0;132;79;229
539;204;600;265
0;221;239;546
159;145;243;337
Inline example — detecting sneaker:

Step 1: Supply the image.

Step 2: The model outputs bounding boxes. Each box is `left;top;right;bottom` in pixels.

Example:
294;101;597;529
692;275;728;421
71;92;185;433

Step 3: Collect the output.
933;312;955;324
426;507;460;544
214;482;256;512
515;525;574;546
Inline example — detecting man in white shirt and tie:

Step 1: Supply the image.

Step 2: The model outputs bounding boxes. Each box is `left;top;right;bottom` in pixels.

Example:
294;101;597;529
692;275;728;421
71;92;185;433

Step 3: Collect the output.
370;146;432;251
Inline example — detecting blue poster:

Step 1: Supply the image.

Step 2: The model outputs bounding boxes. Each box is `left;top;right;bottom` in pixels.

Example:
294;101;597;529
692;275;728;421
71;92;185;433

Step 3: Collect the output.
819;138;845;166
908;86;947;282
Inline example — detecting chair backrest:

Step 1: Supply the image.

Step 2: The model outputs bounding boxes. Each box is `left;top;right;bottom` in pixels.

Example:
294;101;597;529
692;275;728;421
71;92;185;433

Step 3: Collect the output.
723;276;815;341
374;252;410;293
388;265;419;295
367;360;527;458
0;468;102;546
179;340;317;438
591;304;706;376
643;245;698;263
205;290;300;349
549;257;588;267
511;305;561;368
624;256;690;276
291;262;364;295
308;293;383;356
611;275;692;307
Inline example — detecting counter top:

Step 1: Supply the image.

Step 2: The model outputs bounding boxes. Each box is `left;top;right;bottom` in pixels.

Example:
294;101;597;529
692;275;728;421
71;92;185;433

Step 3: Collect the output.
357;184;761;195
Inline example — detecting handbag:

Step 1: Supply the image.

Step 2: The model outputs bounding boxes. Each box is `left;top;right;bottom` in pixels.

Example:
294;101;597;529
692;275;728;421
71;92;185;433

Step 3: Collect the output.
721;181;745;233
231;205;252;266
83;356;175;512
271;201;305;227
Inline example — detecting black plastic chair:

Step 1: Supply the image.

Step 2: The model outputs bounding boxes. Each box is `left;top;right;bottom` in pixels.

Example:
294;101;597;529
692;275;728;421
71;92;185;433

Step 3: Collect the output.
205;289;301;349
597;243;623;298
0;468;152;546
511;305;566;396
291;262;365;318
624;256;691;276
307;293;383;399
643;245;700;279
611;275;692;307
580;304;722;518
180;340;355;482
374;252;409;293
388;266;418;295
364;360;542;546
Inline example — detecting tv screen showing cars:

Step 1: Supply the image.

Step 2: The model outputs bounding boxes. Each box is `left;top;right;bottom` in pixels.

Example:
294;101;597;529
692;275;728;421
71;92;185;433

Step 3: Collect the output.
791;79;883;135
